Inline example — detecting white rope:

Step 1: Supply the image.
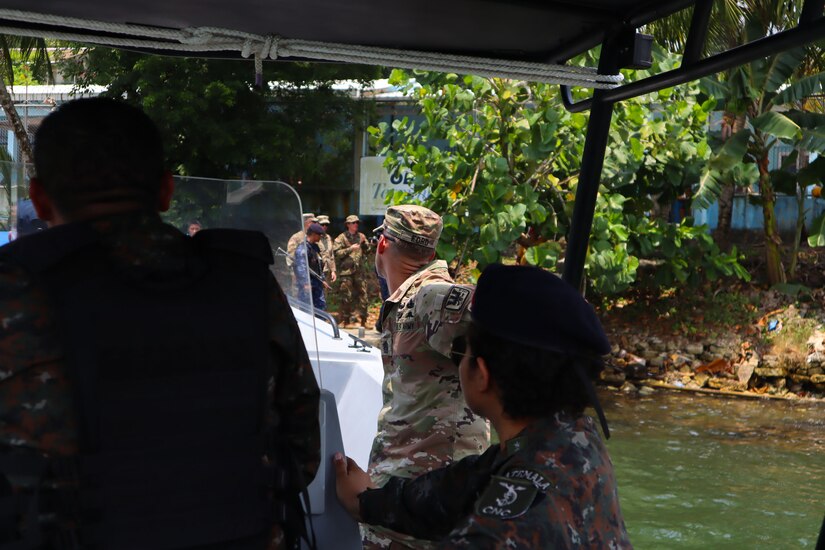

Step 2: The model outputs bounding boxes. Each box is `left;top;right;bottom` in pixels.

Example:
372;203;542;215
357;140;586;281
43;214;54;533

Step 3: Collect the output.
0;8;624;88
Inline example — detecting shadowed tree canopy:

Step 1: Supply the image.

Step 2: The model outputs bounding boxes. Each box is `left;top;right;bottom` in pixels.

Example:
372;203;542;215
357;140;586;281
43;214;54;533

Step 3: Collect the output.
68;48;385;184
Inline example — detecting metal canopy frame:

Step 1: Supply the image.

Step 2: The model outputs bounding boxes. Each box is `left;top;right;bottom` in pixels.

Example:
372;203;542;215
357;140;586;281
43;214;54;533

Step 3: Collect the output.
560;0;825;289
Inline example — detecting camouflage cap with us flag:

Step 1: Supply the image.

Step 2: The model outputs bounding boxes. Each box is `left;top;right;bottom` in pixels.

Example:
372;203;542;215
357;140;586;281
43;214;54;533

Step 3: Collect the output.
374;205;443;249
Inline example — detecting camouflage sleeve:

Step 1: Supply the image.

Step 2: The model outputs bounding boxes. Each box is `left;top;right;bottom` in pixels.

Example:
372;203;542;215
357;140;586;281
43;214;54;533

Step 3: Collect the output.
0;262;74;455
359;447;498;540
267;273;321;486
285;232;301;267
332;234;350;261
414;283;474;357
323;238;336;273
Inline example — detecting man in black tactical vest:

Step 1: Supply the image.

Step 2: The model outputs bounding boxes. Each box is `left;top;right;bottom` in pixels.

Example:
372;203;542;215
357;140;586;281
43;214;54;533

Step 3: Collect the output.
0;98;320;549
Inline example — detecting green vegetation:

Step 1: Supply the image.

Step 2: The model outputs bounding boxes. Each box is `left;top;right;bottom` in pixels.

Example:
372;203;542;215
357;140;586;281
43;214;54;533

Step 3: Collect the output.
370;49;751;297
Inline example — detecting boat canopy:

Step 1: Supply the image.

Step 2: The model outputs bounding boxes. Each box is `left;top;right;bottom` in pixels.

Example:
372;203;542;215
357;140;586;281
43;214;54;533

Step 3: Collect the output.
2;0;823;286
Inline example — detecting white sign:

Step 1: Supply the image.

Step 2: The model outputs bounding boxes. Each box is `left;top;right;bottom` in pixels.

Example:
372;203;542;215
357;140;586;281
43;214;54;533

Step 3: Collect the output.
359;157;428;216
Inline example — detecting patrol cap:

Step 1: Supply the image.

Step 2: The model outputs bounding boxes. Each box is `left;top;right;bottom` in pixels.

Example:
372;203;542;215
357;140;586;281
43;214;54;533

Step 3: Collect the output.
472;264;610;356
317;215;331;224
302;212;317;222
307;223;326;235
374;205;443;249
345;214;360;224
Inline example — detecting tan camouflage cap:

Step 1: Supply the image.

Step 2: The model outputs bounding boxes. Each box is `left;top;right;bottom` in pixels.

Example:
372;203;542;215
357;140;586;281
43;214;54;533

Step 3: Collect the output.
345;214;360;223
317;215;331;224
376;205;442;249
302;212;317;222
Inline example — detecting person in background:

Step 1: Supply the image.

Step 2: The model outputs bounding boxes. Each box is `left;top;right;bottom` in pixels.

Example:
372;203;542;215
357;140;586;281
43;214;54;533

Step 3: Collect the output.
286;212;316;268
187;219;202;236
294;222;329;310
0;98;320;549
316;215;336;284
333;214;370;328
335;264;631;549
363;204;489;549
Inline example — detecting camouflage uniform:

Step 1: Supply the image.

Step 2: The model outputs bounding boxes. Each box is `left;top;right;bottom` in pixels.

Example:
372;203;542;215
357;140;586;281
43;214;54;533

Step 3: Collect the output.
286;230;304;265
316;215;336;280
285;213;316;270
333;227;370;326
359;412;632;549
318;232;335;279
367;205;489;549
0;212;321;548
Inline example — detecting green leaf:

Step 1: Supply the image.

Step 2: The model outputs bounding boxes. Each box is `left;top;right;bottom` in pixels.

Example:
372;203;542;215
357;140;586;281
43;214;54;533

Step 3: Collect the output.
772;282;812;297
694;130;752;208
751;111;800;141
770;169;797;196
756;48;806;95
798;157;825;187
437;240;458;263
809;212;825;247
773;71;825;106
629;137;644;160
800;127;825;154
523;246;546;266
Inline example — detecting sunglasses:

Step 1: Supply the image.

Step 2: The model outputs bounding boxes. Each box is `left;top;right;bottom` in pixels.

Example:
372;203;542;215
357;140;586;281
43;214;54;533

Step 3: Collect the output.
450;337;474;367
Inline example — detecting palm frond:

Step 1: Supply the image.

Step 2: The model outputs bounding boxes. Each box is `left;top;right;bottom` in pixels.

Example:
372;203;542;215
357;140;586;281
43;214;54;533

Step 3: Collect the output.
0;34;52;85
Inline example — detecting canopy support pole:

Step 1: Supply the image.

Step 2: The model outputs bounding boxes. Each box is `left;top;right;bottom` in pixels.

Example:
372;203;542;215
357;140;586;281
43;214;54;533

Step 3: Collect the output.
561;34;622;290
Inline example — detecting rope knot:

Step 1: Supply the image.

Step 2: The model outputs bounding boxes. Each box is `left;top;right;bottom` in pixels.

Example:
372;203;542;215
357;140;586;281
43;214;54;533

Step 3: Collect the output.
268;36;281;60
180;27;212;45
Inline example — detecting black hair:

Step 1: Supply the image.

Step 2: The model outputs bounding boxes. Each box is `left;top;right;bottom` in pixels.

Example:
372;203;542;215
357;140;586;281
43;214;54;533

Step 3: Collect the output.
33;98;165;216
466;322;604;419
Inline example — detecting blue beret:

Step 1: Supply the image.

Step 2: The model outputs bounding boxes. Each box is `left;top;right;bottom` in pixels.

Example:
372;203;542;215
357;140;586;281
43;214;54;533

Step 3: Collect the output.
472;264;610;356
307;223;326;235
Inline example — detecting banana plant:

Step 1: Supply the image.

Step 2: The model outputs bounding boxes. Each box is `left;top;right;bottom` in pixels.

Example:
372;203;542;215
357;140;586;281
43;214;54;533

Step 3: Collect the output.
693;15;825;284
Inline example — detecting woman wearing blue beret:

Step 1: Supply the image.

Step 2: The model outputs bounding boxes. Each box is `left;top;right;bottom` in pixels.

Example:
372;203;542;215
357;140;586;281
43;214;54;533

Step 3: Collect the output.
335;263;632;549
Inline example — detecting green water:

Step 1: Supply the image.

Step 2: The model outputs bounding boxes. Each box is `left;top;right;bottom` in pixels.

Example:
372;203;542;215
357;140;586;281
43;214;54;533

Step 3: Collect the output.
600;389;825;549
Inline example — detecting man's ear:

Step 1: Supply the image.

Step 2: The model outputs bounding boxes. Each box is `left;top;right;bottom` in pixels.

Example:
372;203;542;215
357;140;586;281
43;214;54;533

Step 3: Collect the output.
157;171;174;212
377;235;388;255
29;178;55;223
474;356;493;393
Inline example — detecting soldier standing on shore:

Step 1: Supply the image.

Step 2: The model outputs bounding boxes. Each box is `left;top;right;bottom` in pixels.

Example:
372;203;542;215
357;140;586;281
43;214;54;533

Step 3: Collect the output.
333;214;370;328
316;215;337;284
286;212;316;268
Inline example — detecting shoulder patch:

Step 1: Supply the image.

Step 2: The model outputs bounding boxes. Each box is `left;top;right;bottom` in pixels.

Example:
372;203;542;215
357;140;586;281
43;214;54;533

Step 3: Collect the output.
444;285;471;311
475;475;537;520
504;467;553;492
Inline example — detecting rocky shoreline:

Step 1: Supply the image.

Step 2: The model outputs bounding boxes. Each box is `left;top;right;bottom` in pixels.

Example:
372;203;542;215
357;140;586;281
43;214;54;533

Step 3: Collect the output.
601;327;825;400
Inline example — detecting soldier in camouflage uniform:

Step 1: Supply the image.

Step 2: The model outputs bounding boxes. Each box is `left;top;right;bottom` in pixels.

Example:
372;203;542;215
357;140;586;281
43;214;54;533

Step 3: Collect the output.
286;212;317;269
333;214;370;327
364;204;489;548
316;215;337;283
0;98;320;549
334;263;632;549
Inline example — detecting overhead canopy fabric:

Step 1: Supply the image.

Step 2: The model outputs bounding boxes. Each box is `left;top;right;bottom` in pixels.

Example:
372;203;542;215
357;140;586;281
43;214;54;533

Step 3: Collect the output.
0;0;693;81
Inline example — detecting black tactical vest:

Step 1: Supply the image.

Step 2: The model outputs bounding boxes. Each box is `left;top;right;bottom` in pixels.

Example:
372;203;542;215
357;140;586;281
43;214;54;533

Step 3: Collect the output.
0;222;279;549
